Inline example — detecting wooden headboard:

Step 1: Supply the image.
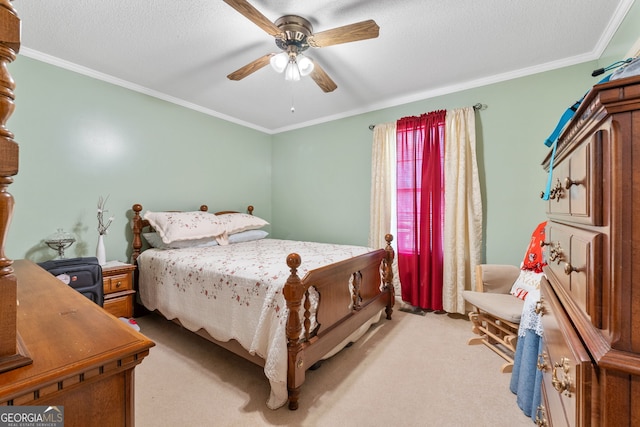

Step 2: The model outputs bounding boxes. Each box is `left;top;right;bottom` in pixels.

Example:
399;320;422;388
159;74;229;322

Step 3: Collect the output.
130;204;254;264
0;1;28;372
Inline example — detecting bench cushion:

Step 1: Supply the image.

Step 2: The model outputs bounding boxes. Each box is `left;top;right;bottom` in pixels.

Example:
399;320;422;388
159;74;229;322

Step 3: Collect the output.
462;290;524;324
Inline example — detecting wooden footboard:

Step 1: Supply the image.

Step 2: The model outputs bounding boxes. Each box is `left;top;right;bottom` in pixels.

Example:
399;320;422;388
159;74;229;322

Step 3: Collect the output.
130;204;394;410
283;234;395;410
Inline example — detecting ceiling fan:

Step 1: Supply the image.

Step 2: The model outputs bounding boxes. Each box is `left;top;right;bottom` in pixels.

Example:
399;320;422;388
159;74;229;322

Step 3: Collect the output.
223;0;380;93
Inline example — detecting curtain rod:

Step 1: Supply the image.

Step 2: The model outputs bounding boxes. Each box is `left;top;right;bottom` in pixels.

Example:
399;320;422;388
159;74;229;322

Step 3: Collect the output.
368;103;487;130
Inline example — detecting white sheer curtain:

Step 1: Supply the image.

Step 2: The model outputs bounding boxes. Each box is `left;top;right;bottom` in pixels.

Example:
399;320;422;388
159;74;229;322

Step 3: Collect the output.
369;108;482;311
443;107;483;314
369;122;401;295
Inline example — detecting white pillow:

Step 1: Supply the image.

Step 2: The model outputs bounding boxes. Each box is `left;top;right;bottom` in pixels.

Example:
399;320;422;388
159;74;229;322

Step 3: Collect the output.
510;270;544;300
143;229;268;249
216;213;269;235
229;229;268;243
142;232;166;248
143;232;219;249
143;210;226;244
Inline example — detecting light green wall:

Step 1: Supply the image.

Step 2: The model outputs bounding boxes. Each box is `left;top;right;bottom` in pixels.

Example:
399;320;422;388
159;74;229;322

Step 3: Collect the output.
271;0;640;265
270;116;375;245
272;63;598;265
5;1;639;268
7;56;272;263
597;0;640;67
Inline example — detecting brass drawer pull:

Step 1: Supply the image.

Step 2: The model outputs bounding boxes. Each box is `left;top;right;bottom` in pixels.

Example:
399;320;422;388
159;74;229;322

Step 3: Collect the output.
536;352;548;371
548;242;563;263
535;405;548;426
564;177;581;189
540;178;564;201
115;280;122;288
550;178;564;201
552;357;573;397
564;262;577;275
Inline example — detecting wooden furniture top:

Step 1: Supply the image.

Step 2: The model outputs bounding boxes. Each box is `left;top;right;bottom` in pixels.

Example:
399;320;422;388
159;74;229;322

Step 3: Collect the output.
0;260;155;401
101;262;136;275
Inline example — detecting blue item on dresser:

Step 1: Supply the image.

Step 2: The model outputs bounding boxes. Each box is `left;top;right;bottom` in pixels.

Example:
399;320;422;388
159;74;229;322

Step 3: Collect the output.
542;73;612;200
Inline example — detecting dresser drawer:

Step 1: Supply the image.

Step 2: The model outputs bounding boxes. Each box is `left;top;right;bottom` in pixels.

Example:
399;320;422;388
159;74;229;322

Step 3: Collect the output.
103;272;132;294
545;130;605;226
540;278;594;427
544;222;604;328
103;293;134;318
539;379;568;427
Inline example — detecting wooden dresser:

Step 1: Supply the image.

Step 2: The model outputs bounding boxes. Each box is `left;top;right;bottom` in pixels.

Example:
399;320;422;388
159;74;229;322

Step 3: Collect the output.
0;260;154;426
539;75;640;426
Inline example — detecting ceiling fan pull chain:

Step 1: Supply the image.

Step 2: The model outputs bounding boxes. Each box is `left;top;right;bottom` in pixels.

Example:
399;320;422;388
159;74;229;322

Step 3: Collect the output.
291;84;296;113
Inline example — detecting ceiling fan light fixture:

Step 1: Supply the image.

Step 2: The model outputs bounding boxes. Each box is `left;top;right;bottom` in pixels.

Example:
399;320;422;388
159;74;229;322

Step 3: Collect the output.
284;60;301;81
297;54;314;76
270;52;289;73
224;1;380;93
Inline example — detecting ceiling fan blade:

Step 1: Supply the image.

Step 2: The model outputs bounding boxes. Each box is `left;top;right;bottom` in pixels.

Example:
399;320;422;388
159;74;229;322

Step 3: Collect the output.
227;53;274;81
310;61;337;93
308;20;379;48
223;0;281;37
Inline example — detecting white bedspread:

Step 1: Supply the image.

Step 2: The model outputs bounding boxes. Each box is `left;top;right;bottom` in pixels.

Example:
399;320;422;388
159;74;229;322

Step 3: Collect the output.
138;238;377;409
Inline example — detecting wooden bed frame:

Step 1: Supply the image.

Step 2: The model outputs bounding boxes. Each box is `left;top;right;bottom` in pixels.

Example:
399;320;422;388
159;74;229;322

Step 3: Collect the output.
130;203;395;410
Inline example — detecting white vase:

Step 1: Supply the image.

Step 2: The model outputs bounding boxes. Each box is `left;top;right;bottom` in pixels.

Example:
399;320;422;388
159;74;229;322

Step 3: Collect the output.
96;234;106;265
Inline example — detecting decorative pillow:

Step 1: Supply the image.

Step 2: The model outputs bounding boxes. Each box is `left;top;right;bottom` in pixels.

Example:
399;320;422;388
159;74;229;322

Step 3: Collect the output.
143;210;227;244
522;221;548;273
216;213;269;235
510;269;544;300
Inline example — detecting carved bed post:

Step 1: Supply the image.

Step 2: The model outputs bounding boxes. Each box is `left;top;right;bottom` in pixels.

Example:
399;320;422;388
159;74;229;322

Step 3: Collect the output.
131;204;144;264
0;0;30;373
383;233;395;320
283;252;305;411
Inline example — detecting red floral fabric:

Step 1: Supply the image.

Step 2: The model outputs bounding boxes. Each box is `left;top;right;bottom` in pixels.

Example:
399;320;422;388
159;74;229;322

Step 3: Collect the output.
522;221;547;273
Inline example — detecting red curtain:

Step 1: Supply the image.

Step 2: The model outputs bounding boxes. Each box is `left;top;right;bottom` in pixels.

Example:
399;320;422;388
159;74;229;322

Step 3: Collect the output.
396;111;446;310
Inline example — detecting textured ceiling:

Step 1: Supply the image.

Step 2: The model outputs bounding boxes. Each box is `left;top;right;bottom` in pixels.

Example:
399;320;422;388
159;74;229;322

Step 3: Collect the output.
11;0;635;134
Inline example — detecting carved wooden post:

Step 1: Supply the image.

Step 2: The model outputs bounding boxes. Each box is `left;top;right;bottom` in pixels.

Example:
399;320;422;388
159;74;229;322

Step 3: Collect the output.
131;204;144;264
283;252;305;410
383;233;395;320
0;0;30;373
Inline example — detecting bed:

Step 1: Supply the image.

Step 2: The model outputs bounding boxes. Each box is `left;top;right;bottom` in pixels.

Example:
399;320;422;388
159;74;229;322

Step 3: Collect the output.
130;203;395;410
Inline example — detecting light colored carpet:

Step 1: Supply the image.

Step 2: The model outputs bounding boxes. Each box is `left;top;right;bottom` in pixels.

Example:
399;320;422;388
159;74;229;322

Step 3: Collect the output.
134;309;534;426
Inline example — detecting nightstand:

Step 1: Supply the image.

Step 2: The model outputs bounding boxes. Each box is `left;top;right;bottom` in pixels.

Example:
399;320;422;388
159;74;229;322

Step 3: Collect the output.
101;262;136;318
